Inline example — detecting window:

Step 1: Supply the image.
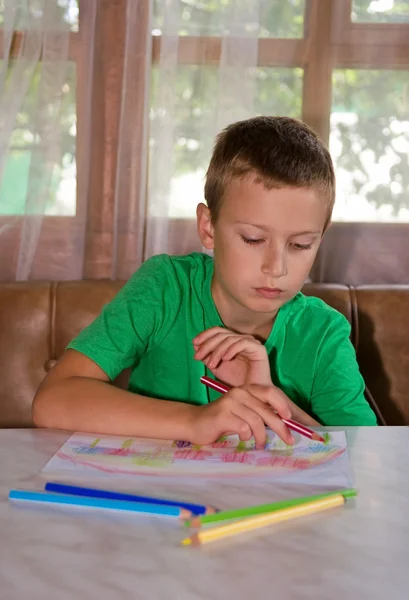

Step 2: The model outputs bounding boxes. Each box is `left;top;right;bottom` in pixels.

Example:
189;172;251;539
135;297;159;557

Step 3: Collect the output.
331;69;409;222
0;62;76;216
0;0;79;217
0;0;99;280
151;0;409;224
150;65;303;218
2;1;408;281
351;0;409;23
152;0;306;38
0;0;79;30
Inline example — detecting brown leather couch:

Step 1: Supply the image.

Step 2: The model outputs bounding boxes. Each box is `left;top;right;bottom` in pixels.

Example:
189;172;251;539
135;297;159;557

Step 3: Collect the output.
1;281;408;428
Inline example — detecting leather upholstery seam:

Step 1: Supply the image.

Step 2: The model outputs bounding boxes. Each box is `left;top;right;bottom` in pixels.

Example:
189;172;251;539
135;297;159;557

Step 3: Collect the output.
49;282;58;359
349;284;359;351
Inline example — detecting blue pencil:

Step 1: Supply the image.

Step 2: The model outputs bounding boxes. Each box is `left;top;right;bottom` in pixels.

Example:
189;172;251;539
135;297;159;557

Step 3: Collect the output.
9;489;191;518
44;482;215;516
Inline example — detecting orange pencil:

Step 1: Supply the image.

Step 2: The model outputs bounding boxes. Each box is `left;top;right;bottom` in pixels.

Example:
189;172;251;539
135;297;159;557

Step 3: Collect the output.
200;375;325;443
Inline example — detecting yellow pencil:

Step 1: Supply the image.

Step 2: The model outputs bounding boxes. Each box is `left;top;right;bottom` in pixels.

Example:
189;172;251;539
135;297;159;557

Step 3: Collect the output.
181;494;346;547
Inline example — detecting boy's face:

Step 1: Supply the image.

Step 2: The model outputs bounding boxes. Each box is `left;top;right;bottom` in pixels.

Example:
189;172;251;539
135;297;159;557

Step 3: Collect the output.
197;174;328;320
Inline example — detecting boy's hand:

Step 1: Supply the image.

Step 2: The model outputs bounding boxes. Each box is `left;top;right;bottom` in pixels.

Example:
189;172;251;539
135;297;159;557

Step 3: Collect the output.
193;327;271;387
191;384;295;449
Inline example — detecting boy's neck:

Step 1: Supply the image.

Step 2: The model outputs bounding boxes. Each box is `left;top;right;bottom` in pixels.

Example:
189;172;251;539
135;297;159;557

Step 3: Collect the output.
211;279;278;341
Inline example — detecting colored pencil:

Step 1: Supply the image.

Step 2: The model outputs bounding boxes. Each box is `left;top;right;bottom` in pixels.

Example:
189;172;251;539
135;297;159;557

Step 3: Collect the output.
184;488;357;528
200;375;325;443
181;494;346;546
44;482;215;516
9;490;191;519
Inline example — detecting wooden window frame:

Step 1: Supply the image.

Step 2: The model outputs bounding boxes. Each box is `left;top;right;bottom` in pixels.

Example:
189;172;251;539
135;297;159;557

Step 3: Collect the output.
0;3;86;279
0;0;150;279
1;0;408;276
150;0;409;139
151;0;409;255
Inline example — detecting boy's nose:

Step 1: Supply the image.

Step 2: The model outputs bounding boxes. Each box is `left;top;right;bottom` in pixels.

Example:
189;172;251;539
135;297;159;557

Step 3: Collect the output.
261;249;287;278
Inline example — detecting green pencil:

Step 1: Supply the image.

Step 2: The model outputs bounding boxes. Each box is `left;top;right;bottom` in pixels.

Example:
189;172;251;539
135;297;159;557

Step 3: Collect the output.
184;488;357;528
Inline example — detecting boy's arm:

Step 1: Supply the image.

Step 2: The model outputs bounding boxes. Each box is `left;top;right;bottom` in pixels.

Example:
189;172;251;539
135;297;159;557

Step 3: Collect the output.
33;255;193;438
32;350;197;440
32;350;295;447
310;314;378;426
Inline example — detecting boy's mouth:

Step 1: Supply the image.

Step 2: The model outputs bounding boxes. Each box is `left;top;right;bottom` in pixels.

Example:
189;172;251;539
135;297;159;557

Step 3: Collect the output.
254;287;283;299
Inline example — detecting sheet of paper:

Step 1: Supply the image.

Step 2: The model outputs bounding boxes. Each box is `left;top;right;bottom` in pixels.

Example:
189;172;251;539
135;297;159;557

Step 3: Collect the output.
41;430;352;487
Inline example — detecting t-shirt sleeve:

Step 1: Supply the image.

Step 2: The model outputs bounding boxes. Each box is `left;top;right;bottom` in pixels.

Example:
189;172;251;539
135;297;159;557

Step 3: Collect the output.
310;312;378;426
67;255;181;380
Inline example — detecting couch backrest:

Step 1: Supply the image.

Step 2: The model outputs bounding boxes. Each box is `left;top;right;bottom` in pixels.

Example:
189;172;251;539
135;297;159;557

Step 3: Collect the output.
1;281;408;427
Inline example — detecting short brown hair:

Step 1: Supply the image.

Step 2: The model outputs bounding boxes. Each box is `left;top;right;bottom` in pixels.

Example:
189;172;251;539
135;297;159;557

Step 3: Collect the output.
205;116;335;227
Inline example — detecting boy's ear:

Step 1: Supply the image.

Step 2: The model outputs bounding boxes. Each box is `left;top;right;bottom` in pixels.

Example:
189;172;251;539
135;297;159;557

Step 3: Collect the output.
196;203;215;250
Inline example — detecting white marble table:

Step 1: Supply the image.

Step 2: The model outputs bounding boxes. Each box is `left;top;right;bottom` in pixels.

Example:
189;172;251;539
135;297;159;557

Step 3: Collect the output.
0;427;408;600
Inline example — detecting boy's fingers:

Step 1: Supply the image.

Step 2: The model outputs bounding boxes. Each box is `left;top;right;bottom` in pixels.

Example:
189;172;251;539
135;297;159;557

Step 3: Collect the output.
222;412;252;442
237;391;294;445
230;391;293;446
205;337;252;369
246;384;292;420
259;408;295;445
193;332;236;360
195;334;260;367
232;403;267;448
193;327;228;345
202;337;237;368
221;338;264;362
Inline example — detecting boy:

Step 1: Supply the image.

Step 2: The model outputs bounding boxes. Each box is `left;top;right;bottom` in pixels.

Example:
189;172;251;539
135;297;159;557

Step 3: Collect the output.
32;116;377;448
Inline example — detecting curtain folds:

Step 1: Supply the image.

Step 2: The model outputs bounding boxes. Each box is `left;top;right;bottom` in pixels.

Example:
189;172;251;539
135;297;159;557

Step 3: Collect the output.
0;0;408;284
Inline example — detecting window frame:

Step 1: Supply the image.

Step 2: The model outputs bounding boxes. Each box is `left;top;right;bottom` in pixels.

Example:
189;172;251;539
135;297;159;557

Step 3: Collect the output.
2;0;409;276
151;0;409;255
0;0;151;279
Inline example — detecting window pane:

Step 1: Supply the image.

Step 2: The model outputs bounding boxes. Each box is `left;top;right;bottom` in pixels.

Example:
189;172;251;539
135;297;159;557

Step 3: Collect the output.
0;0;79;31
150;66;303;218
152;0;305;39
0;62;76;216
330;69;409;222
351;0;409;24
58;0;79;31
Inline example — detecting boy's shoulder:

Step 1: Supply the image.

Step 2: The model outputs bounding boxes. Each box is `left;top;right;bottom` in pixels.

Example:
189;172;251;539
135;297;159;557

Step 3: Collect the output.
127;252;213;287
166;251;213;275
117;253;213;307
290;291;350;332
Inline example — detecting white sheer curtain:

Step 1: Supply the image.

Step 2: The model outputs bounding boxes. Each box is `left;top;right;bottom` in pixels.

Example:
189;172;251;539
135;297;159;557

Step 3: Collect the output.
148;0;409;283
0;0;267;279
1;0;409;283
0;0;93;280
147;0;262;258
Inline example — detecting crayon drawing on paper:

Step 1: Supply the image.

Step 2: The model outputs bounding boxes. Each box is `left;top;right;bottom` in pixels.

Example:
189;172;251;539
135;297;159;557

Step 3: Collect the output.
42;430;349;480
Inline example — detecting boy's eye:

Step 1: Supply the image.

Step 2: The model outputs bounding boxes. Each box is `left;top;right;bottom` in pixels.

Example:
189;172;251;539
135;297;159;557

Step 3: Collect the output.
292;243;313;251
240;235;264;245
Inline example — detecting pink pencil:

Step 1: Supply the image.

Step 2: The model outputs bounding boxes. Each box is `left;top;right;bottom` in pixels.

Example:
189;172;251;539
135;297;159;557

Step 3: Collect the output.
200;375;325;443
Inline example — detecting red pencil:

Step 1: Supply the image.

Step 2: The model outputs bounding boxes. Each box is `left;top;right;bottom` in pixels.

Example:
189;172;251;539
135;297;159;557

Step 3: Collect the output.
200;375;325;443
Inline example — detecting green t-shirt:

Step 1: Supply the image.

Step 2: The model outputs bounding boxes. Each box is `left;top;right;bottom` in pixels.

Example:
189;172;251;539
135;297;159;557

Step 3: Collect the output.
68;252;377;426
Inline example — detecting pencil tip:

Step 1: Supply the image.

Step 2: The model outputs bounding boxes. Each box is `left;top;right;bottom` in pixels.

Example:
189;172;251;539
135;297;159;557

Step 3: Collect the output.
189;517;201;528
180;509;193;520
311;432;326;442
181;538;192;546
205;506;216;515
